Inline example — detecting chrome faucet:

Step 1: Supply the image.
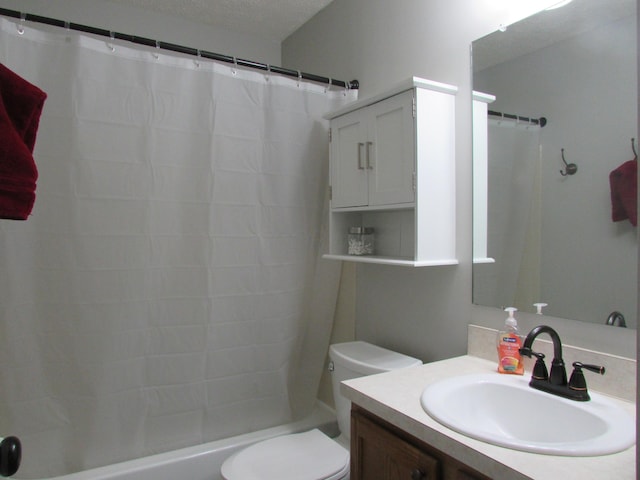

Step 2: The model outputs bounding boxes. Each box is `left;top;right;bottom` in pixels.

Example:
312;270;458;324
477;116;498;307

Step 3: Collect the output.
519;325;605;401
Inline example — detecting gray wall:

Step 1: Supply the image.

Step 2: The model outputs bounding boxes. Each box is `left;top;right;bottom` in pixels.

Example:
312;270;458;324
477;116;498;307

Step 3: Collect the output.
282;0;637;362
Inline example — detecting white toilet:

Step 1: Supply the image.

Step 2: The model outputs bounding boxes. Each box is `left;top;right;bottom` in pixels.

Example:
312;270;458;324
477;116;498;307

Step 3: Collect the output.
220;341;422;480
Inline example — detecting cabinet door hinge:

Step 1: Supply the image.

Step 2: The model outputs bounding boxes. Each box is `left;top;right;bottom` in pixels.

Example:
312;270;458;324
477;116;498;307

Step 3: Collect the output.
412;95;416;119
329;128;332;142
412;172;416;191
329;185;333;200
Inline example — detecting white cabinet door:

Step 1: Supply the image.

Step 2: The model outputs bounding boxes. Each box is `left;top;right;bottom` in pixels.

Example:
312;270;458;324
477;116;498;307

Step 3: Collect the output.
330;110;368;208
367;90;415;206
330;90;415;209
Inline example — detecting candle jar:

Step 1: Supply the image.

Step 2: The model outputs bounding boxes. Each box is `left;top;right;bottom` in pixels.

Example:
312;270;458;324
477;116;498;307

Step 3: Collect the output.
347;227;375;255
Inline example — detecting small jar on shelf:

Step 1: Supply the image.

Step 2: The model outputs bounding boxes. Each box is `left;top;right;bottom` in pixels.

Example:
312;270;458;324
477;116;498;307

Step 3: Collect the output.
347;227;375;255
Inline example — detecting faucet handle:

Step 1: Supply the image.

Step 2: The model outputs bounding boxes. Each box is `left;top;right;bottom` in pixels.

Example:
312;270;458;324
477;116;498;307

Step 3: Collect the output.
530;351;548;381
519;346;533;358
519;347;549;380
569;362;605;399
574;362;605;375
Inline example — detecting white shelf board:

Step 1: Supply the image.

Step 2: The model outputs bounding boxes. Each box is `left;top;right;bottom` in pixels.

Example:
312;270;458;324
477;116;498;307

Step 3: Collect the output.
473;257;496;264
323;254;459;267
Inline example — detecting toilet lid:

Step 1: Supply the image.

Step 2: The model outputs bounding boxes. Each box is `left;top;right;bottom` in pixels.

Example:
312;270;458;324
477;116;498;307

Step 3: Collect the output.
221;429;349;480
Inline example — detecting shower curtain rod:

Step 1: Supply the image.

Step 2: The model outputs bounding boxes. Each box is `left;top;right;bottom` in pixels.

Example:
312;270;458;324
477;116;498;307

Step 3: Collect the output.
0;7;359;90
488;109;547;127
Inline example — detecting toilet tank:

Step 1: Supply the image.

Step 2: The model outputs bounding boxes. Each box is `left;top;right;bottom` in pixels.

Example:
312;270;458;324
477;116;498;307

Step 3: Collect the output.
328;341;422;439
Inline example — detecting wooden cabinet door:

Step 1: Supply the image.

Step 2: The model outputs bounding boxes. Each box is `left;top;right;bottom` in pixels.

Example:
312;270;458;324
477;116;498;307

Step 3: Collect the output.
352;409;439;480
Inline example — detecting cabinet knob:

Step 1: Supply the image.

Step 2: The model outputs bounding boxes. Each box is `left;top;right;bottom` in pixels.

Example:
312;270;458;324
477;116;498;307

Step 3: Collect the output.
411;469;425;480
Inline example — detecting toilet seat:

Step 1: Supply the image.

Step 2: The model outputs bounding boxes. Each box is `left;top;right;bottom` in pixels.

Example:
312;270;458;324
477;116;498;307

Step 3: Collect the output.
220;429;349;480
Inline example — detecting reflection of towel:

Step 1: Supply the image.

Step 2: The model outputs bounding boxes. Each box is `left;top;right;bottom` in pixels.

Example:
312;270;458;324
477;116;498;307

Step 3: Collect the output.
609;158;637;227
0;63;47;220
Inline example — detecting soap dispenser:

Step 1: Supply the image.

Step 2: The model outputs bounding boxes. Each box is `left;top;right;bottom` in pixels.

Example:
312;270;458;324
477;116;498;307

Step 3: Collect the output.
497;307;524;375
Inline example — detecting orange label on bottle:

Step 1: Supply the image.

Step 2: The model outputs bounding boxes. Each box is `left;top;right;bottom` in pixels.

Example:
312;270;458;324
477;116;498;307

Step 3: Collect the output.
497;333;524;375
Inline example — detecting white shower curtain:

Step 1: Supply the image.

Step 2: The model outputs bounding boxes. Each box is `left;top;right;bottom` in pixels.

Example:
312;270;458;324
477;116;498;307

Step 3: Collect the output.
474;118;541;310
0;18;355;478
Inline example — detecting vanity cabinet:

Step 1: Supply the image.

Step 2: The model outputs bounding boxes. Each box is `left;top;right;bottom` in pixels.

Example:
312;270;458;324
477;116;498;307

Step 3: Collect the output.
351;406;490;480
324;77;458;266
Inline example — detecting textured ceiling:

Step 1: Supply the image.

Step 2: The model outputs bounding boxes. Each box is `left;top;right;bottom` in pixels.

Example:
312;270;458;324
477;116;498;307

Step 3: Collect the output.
102;0;334;41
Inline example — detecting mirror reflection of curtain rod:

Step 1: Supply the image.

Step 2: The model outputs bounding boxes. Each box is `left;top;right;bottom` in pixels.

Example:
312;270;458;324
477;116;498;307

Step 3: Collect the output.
488;109;547;127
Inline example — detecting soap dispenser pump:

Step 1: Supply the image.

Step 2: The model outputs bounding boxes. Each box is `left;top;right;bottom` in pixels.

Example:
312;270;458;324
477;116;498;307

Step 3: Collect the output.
533;303;548;315
497;307;524;375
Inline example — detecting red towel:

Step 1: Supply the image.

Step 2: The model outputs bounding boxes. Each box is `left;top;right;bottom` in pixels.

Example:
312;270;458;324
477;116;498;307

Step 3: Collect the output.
609;158;637;227
0;63;47;220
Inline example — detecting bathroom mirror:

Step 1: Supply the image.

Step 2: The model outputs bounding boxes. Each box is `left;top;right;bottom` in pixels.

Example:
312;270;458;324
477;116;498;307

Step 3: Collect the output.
472;0;637;328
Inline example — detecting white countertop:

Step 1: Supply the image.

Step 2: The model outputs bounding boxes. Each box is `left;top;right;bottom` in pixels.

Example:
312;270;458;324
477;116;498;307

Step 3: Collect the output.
341;355;636;480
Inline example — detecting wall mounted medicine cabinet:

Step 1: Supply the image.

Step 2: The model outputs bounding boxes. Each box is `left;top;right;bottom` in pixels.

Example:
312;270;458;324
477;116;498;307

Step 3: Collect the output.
324;77;458;266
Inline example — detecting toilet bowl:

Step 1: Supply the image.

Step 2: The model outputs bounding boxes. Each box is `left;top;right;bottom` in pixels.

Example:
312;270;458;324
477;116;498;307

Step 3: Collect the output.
220;341;422;480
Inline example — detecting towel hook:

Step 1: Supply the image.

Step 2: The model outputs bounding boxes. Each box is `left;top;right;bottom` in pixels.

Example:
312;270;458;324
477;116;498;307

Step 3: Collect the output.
560;148;577;176
632;138;637;159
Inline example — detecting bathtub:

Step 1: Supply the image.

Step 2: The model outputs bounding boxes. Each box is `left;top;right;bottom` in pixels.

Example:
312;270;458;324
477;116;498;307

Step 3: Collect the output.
23;404;338;480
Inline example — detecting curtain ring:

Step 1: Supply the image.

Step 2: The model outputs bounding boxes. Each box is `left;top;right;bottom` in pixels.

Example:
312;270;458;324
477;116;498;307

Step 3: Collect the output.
194;49;201;68
232;57;237;75
63;20;71;41
325;77;332;93
106;31;116;52
297;71;302;87
153;40;160;60
17;12;26;35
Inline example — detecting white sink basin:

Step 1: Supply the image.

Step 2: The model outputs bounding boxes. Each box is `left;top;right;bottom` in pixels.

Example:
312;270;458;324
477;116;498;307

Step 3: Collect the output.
420;373;635;456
